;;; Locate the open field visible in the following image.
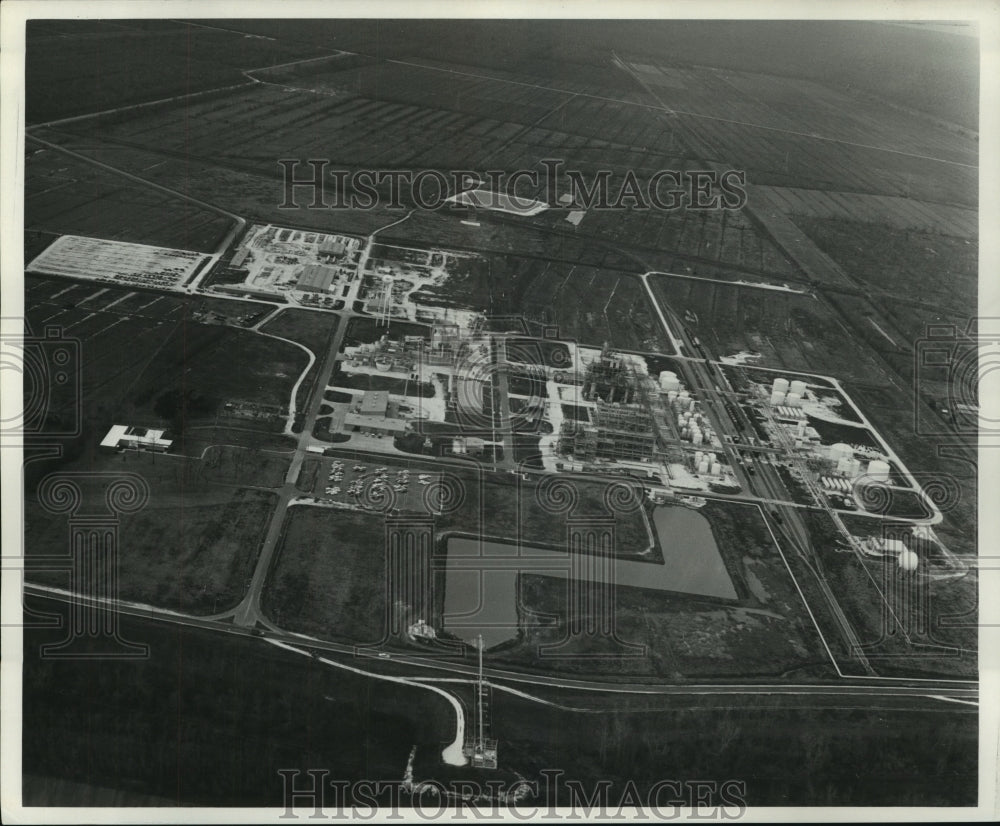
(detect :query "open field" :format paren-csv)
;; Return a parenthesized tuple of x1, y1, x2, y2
(801, 510, 976, 679)
(25, 147, 233, 253)
(261, 507, 388, 643)
(24, 601, 976, 806)
(650, 273, 888, 381)
(24, 275, 303, 448)
(259, 307, 339, 412)
(24, 450, 278, 614)
(23, 607, 452, 805)
(490, 258, 669, 351)
(484, 498, 826, 677)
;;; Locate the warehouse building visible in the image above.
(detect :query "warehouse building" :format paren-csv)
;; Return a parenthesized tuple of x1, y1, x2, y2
(296, 263, 339, 292)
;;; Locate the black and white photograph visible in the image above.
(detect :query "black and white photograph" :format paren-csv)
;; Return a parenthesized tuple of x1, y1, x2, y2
(1, 1, 996, 822)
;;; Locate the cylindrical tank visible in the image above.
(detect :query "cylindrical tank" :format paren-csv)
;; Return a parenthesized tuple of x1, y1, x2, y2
(829, 442, 852, 461)
(772, 377, 789, 394)
(897, 549, 919, 572)
(770, 390, 786, 406)
(711, 462, 721, 476)
(694, 451, 704, 465)
(692, 429, 704, 445)
(697, 460, 709, 474)
(659, 371, 680, 392)
(785, 392, 802, 407)
(867, 459, 891, 481)
(789, 380, 807, 396)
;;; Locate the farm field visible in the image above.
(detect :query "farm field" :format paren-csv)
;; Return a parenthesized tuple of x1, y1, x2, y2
(26, 19, 335, 124)
(758, 187, 977, 237)
(792, 218, 978, 318)
(25, 146, 234, 253)
(23, 450, 277, 615)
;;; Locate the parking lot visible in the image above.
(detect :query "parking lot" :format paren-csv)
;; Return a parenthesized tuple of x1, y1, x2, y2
(306, 455, 444, 514)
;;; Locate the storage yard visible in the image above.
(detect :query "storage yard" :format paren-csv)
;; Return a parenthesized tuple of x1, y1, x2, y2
(27, 235, 211, 291)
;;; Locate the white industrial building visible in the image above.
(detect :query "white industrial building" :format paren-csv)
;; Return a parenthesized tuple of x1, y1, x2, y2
(100, 424, 173, 453)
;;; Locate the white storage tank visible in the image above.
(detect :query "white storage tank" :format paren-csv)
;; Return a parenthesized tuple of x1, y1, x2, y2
(789, 379, 807, 396)
(697, 460, 709, 474)
(785, 392, 802, 407)
(692, 429, 704, 445)
(897, 549, 919, 572)
(659, 371, 680, 392)
(711, 462, 722, 476)
(694, 450, 704, 465)
(829, 442, 853, 461)
(770, 390, 786, 406)
(867, 459, 891, 481)
(772, 377, 789, 394)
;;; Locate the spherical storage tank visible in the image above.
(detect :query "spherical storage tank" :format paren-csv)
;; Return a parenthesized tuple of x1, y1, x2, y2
(897, 549, 919, 572)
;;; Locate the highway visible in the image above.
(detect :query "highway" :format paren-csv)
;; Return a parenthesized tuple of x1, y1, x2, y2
(227, 308, 354, 628)
(23, 585, 977, 710)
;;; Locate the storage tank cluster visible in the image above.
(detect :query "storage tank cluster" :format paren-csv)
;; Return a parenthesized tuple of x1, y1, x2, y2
(770, 377, 808, 407)
(678, 409, 714, 446)
(693, 451, 724, 477)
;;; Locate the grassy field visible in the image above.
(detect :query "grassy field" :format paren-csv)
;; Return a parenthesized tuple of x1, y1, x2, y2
(261, 507, 387, 644)
(649, 274, 889, 382)
(24, 450, 277, 614)
(259, 308, 339, 412)
(24, 276, 293, 441)
(487, 257, 669, 352)
(490, 498, 827, 678)
(22, 605, 452, 805)
(800, 508, 976, 678)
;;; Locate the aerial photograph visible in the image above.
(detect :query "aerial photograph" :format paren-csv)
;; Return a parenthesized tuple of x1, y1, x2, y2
(2, 7, 991, 822)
